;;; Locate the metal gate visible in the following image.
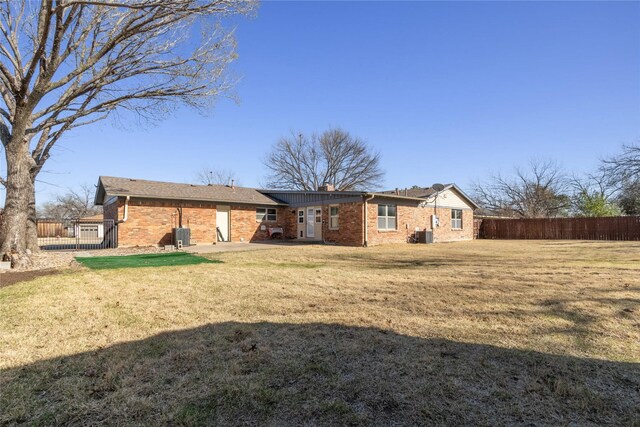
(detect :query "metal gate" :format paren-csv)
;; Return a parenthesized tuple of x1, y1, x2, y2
(37, 219, 118, 250)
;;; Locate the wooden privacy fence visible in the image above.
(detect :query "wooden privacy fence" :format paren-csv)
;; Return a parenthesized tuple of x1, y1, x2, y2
(479, 216, 640, 241)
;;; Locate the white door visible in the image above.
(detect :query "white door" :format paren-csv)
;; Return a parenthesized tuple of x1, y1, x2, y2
(307, 207, 315, 238)
(216, 205, 230, 242)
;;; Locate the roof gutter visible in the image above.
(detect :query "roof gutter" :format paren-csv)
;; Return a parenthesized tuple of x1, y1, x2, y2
(363, 193, 375, 247)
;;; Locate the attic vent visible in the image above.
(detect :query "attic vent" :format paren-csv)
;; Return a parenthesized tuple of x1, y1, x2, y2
(129, 179, 136, 181)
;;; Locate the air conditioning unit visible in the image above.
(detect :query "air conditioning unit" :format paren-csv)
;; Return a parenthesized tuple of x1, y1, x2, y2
(415, 230, 434, 244)
(173, 227, 191, 247)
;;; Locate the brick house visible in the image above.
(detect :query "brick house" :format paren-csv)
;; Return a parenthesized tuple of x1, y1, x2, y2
(95, 176, 478, 247)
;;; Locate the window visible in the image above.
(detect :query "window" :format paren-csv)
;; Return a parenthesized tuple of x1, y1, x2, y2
(451, 209, 462, 229)
(298, 210, 304, 223)
(315, 209, 322, 223)
(256, 207, 277, 222)
(329, 206, 339, 229)
(377, 204, 397, 230)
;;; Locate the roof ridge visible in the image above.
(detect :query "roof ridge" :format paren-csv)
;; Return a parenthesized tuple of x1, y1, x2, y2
(100, 176, 245, 190)
(96, 176, 284, 206)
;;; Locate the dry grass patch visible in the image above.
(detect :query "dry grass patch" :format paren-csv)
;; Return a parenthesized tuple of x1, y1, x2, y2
(0, 240, 638, 425)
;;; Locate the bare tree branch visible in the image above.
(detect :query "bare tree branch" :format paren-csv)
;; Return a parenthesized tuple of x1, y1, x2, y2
(38, 183, 101, 219)
(473, 159, 570, 218)
(0, 0, 256, 258)
(569, 170, 621, 217)
(264, 128, 385, 191)
(194, 167, 239, 186)
(601, 143, 640, 186)
(601, 143, 640, 215)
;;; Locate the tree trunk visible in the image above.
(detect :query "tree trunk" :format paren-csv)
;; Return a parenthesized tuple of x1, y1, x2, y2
(26, 188, 40, 252)
(0, 138, 36, 268)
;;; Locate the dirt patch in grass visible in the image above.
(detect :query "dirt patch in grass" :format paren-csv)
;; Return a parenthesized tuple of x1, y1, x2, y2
(0, 240, 638, 425)
(75, 252, 220, 270)
(0, 269, 60, 289)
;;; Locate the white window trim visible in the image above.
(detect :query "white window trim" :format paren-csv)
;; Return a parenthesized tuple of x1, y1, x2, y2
(451, 209, 463, 230)
(329, 205, 339, 230)
(377, 204, 397, 231)
(256, 207, 277, 222)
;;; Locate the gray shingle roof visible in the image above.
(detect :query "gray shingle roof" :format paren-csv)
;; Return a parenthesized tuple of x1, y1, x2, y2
(378, 186, 451, 198)
(95, 176, 283, 206)
(379, 184, 479, 209)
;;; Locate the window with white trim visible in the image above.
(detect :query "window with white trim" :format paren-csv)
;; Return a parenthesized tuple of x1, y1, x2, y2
(256, 207, 277, 222)
(377, 204, 397, 230)
(451, 209, 462, 229)
(329, 206, 339, 229)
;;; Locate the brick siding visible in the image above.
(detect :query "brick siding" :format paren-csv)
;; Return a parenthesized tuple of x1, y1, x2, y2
(432, 206, 474, 242)
(105, 197, 291, 246)
(364, 198, 474, 245)
(103, 196, 473, 247)
(282, 207, 298, 240)
(106, 198, 216, 247)
(229, 205, 289, 242)
(322, 202, 364, 246)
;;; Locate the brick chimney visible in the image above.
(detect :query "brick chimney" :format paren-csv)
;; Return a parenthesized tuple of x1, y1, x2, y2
(317, 183, 335, 192)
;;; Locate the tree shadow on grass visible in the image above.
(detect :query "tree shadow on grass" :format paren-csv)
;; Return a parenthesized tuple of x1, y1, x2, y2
(1, 322, 638, 426)
(477, 290, 639, 356)
(329, 254, 463, 270)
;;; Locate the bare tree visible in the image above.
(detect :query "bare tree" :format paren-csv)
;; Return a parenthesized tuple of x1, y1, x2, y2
(601, 143, 640, 184)
(617, 180, 640, 215)
(601, 143, 640, 215)
(39, 183, 101, 220)
(569, 171, 621, 217)
(0, 0, 255, 266)
(264, 128, 384, 191)
(194, 167, 239, 186)
(473, 159, 570, 218)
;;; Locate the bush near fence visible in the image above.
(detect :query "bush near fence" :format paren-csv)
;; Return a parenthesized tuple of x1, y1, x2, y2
(478, 216, 640, 241)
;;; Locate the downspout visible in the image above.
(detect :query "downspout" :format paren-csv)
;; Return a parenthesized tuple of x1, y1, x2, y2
(363, 193, 375, 247)
(116, 196, 130, 224)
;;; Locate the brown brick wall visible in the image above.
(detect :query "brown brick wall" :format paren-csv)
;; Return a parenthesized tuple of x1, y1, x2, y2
(322, 202, 364, 246)
(106, 196, 473, 247)
(229, 205, 289, 242)
(110, 198, 291, 246)
(432, 206, 474, 242)
(113, 198, 217, 247)
(282, 208, 298, 239)
(364, 198, 474, 245)
(365, 201, 424, 245)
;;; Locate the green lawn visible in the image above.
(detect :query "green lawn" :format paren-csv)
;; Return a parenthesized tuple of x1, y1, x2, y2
(75, 252, 219, 270)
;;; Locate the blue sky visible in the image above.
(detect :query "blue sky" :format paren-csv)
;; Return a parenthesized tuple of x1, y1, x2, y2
(8, 1, 640, 205)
